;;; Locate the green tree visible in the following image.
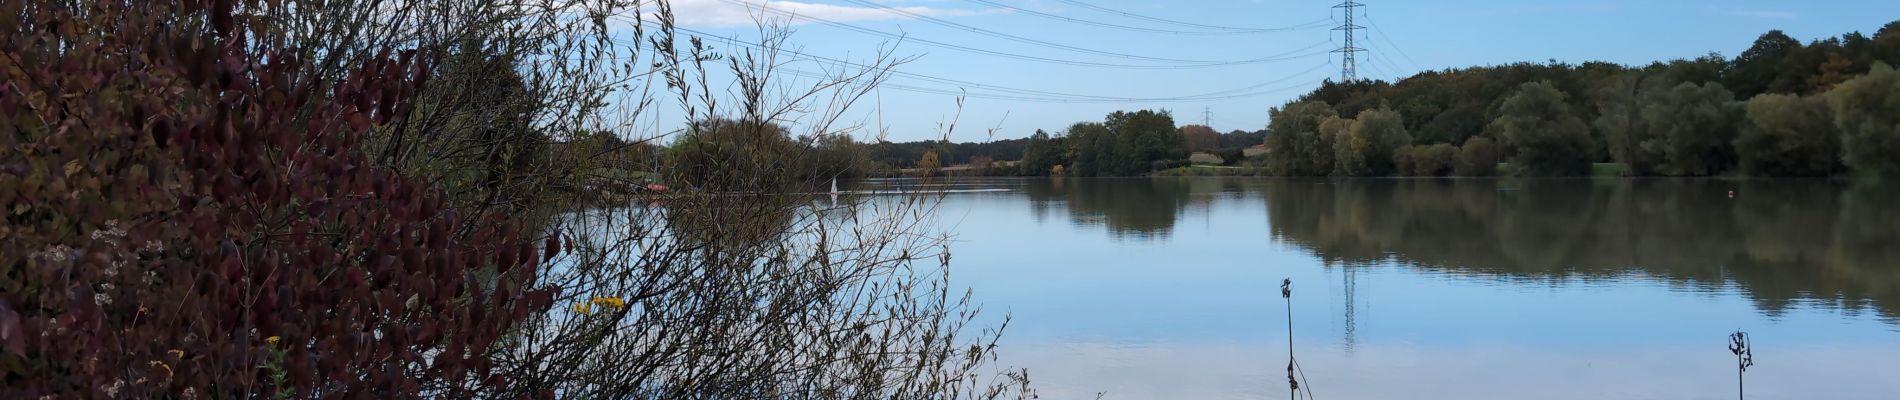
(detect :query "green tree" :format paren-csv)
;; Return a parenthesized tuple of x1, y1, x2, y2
(1829, 62, 1900, 177)
(1491, 81, 1595, 176)
(1727, 30, 1803, 97)
(1877, 21, 1900, 66)
(807, 133, 873, 179)
(1418, 104, 1485, 145)
(1067, 122, 1115, 176)
(1595, 72, 1674, 175)
(1266, 101, 1341, 176)
(1737, 94, 1840, 176)
(1334, 107, 1411, 176)
(1020, 129, 1068, 176)
(667, 119, 799, 191)
(1455, 137, 1502, 176)
(1644, 82, 1741, 176)
(1105, 110, 1185, 175)
(1317, 116, 1353, 175)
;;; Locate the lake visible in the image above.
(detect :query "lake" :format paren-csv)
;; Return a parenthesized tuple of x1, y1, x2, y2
(856, 177, 1900, 399)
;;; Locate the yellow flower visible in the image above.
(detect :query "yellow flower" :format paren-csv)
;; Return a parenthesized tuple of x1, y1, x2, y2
(589, 296, 627, 311)
(265, 336, 281, 345)
(573, 302, 592, 315)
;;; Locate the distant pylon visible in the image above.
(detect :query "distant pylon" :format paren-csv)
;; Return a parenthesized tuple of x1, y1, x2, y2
(1202, 107, 1212, 126)
(1332, 1, 1366, 81)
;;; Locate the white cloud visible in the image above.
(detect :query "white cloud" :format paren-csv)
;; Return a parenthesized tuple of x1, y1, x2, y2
(1733, 9, 1797, 19)
(668, 0, 993, 27)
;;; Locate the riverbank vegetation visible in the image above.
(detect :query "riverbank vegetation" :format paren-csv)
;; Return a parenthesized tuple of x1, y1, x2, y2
(873, 21, 1900, 178)
(2, 0, 1030, 398)
(1265, 22, 1900, 178)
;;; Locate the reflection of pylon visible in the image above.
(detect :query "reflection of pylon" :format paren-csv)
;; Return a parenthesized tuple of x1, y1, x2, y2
(1343, 263, 1358, 352)
(1332, 1, 1366, 81)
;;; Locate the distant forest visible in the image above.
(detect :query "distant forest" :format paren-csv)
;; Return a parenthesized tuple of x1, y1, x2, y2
(869, 128, 1264, 169)
(877, 20, 1900, 178)
(1263, 20, 1900, 177)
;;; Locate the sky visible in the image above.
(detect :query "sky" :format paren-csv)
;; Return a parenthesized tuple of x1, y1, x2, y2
(633, 0, 1900, 143)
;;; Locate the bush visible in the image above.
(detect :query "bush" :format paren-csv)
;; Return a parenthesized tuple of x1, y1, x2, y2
(1456, 137, 1503, 176)
(1, 2, 554, 397)
(1393, 146, 1418, 176)
(1215, 148, 1246, 165)
(1421, 144, 1459, 176)
(1737, 94, 1841, 176)
(1491, 81, 1596, 176)
(1394, 145, 1457, 176)
(1830, 62, 1900, 177)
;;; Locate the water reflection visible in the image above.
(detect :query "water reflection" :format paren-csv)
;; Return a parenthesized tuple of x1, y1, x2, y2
(1023, 178, 1255, 240)
(854, 177, 1900, 399)
(1261, 179, 1900, 322)
(959, 178, 1900, 322)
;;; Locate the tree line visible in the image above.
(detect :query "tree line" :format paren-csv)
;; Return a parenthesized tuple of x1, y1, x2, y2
(1270, 21, 1900, 177)
(664, 21, 1900, 179)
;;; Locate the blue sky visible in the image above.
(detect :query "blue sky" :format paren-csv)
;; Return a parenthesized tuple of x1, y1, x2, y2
(649, 0, 1900, 142)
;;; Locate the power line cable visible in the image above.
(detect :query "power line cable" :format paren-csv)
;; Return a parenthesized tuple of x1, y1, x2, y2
(1364, 17, 1426, 73)
(957, 0, 1328, 35)
(624, 10, 1326, 70)
(825, 0, 1250, 64)
(661, 19, 1330, 79)
(864, 76, 1327, 103)
(663, 26, 1332, 103)
(1051, 0, 1326, 33)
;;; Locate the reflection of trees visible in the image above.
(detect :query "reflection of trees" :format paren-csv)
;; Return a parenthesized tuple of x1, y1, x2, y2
(1265, 179, 1900, 320)
(1023, 178, 1225, 239)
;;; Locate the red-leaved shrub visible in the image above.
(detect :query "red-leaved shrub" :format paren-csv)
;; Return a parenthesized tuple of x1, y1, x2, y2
(2, 1, 556, 397)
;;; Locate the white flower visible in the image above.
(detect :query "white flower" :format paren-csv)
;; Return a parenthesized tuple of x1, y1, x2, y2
(90, 220, 128, 242)
(34, 244, 73, 262)
(102, 379, 126, 398)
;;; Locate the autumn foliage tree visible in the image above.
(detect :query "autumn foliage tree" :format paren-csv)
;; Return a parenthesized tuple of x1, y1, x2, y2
(2, 1, 555, 398)
(1181, 124, 1220, 152)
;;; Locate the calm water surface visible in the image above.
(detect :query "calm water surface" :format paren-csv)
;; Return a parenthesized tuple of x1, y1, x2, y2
(858, 177, 1899, 400)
